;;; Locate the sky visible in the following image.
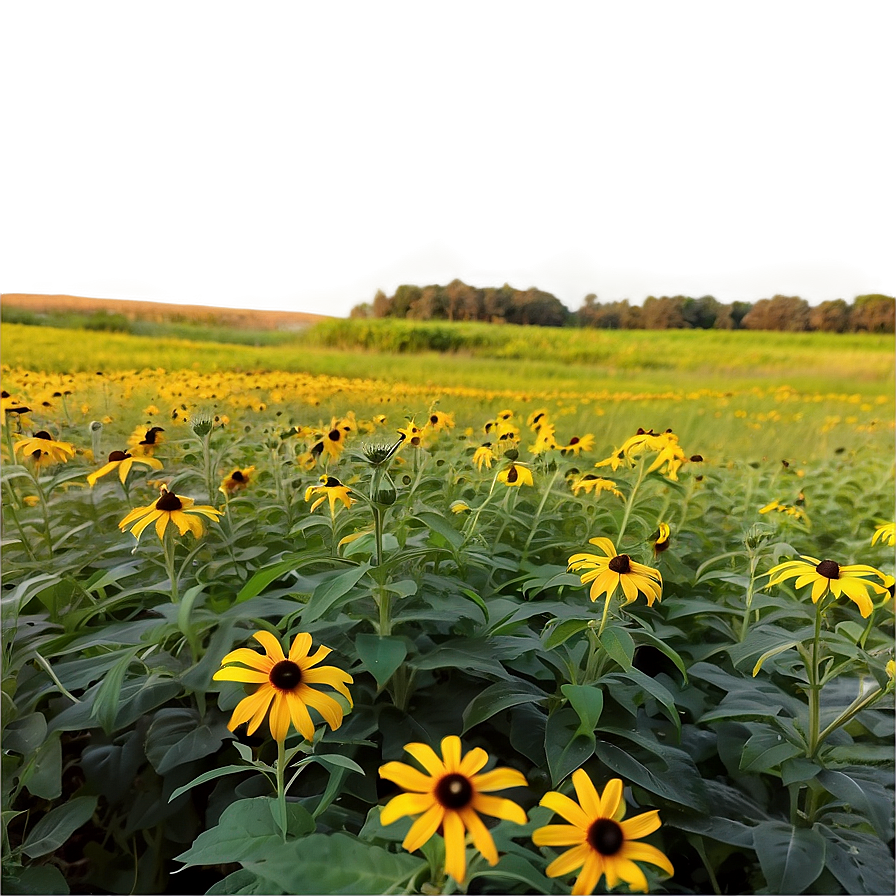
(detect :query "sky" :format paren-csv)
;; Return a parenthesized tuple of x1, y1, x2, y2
(2, 1, 895, 318)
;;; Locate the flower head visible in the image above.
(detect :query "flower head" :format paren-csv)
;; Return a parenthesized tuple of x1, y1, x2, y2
(472, 443, 497, 471)
(119, 486, 223, 541)
(220, 466, 255, 495)
(87, 450, 163, 486)
(569, 474, 623, 499)
(14, 431, 76, 468)
(766, 554, 888, 618)
(305, 475, 354, 514)
(426, 410, 455, 433)
(497, 461, 533, 488)
(651, 523, 672, 555)
(568, 537, 663, 606)
(128, 425, 165, 456)
(560, 434, 595, 457)
(214, 631, 353, 742)
(871, 522, 895, 547)
(379, 735, 527, 884)
(534, 770, 673, 895)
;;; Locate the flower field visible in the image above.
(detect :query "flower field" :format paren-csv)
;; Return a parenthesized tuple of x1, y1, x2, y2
(1, 323, 894, 895)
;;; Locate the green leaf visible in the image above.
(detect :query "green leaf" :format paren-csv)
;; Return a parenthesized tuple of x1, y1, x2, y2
(414, 511, 463, 549)
(545, 708, 594, 787)
(168, 765, 255, 803)
(242, 832, 425, 894)
(175, 798, 315, 866)
(631, 627, 688, 682)
(18, 732, 62, 800)
(818, 823, 895, 895)
(467, 852, 553, 893)
(739, 729, 803, 774)
(145, 707, 231, 775)
(462, 680, 547, 733)
(459, 588, 489, 622)
(752, 820, 825, 895)
(561, 684, 603, 737)
(4, 713, 48, 755)
(89, 646, 140, 733)
(22, 795, 98, 858)
(235, 554, 305, 604)
(305, 754, 365, 776)
(599, 625, 635, 671)
(817, 768, 894, 839)
(354, 634, 407, 689)
(205, 869, 283, 895)
(604, 669, 682, 738)
(543, 618, 591, 650)
(302, 562, 370, 624)
(3, 864, 70, 895)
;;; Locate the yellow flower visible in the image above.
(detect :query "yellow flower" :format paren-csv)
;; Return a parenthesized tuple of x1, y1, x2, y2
(450, 500, 471, 514)
(568, 537, 663, 606)
(766, 555, 888, 618)
(570, 475, 623, 499)
(534, 770, 673, 895)
(652, 523, 671, 555)
(119, 486, 223, 541)
(304, 475, 354, 514)
(379, 735, 527, 884)
(128, 425, 165, 456)
(871, 522, 895, 547)
(497, 461, 534, 488)
(472, 443, 497, 471)
(529, 422, 558, 454)
(426, 410, 455, 432)
(213, 631, 353, 743)
(398, 420, 425, 449)
(87, 450, 163, 486)
(220, 466, 255, 495)
(15, 431, 76, 468)
(560, 434, 595, 457)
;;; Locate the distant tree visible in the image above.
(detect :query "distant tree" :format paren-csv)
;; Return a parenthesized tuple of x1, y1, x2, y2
(741, 295, 810, 331)
(687, 295, 723, 329)
(390, 285, 422, 318)
(642, 296, 688, 329)
(577, 293, 600, 327)
(850, 294, 895, 332)
(372, 289, 391, 318)
(809, 299, 851, 332)
(482, 284, 515, 322)
(730, 301, 753, 329)
(444, 279, 481, 321)
(411, 285, 448, 320)
(350, 302, 373, 319)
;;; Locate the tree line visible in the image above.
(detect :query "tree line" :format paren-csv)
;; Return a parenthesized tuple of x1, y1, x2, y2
(350, 280, 895, 332)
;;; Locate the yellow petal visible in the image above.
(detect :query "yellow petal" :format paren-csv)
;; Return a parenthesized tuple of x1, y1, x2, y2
(442, 810, 467, 884)
(227, 686, 274, 733)
(212, 667, 269, 684)
(380, 791, 435, 826)
(458, 747, 489, 778)
(620, 809, 661, 840)
(471, 767, 528, 792)
(459, 806, 498, 865)
(253, 631, 286, 662)
(379, 760, 434, 793)
(404, 742, 446, 777)
(533, 824, 585, 847)
(218, 647, 271, 671)
(471, 793, 527, 824)
(621, 840, 675, 876)
(402, 802, 444, 853)
(572, 852, 603, 896)
(288, 632, 313, 662)
(572, 769, 601, 817)
(130, 509, 164, 540)
(285, 691, 316, 741)
(597, 778, 623, 818)
(299, 687, 344, 731)
(440, 736, 462, 772)
(268, 693, 292, 742)
(611, 857, 648, 893)
(545, 842, 590, 878)
(540, 791, 590, 829)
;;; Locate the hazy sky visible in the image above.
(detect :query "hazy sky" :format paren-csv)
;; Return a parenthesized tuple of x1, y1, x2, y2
(3, 2, 894, 317)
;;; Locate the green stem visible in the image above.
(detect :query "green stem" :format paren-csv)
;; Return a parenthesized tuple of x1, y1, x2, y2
(162, 528, 180, 603)
(816, 681, 886, 747)
(806, 598, 824, 759)
(520, 466, 561, 561)
(2, 485, 38, 563)
(275, 739, 288, 841)
(738, 554, 760, 642)
(617, 459, 647, 544)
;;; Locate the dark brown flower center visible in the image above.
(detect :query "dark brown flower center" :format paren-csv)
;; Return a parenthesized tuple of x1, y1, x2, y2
(155, 490, 183, 511)
(569, 436, 580, 445)
(328, 429, 341, 442)
(435, 773, 473, 810)
(34, 431, 52, 440)
(430, 414, 439, 424)
(609, 554, 631, 574)
(269, 660, 302, 690)
(816, 559, 840, 580)
(231, 470, 245, 482)
(506, 464, 519, 483)
(141, 427, 163, 445)
(109, 450, 130, 462)
(323, 476, 341, 488)
(587, 818, 624, 856)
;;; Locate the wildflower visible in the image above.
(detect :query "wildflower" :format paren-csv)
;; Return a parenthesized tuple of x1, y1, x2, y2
(526, 408, 549, 430)
(14, 431, 76, 467)
(534, 770, 673, 895)
(220, 466, 255, 495)
(214, 631, 353, 742)
(497, 461, 534, 488)
(560, 434, 595, 457)
(398, 420, 425, 449)
(871, 522, 895, 547)
(450, 500, 471, 514)
(119, 486, 223, 541)
(128, 425, 165, 456)
(652, 523, 671, 555)
(472, 443, 497, 471)
(759, 499, 809, 524)
(570, 474, 623, 499)
(766, 554, 889, 618)
(426, 410, 455, 432)
(568, 537, 663, 606)
(87, 450, 163, 486)
(305, 475, 354, 513)
(379, 735, 527, 885)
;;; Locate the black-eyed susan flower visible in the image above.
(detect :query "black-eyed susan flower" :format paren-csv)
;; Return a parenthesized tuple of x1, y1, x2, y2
(766, 555, 888, 618)
(426, 410, 455, 432)
(568, 537, 663, 606)
(534, 770, 673, 895)
(530, 422, 558, 454)
(379, 735, 527, 885)
(651, 523, 672, 555)
(560, 433, 595, 457)
(759, 498, 809, 524)
(305, 475, 354, 514)
(570, 474, 623, 499)
(87, 450, 163, 486)
(119, 486, 223, 541)
(526, 408, 549, 431)
(497, 461, 533, 488)
(871, 522, 895, 547)
(398, 420, 425, 449)
(128, 425, 165, 456)
(319, 415, 354, 461)
(472, 443, 497, 471)
(220, 466, 255, 495)
(214, 631, 353, 743)
(14, 431, 76, 467)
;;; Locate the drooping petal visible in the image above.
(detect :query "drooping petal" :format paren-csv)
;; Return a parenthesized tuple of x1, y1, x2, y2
(471, 767, 528, 792)
(532, 824, 585, 847)
(402, 802, 444, 854)
(620, 840, 675, 876)
(545, 842, 590, 878)
(227, 686, 274, 733)
(379, 760, 435, 793)
(834, 578, 874, 617)
(155, 512, 171, 540)
(619, 573, 639, 604)
(128, 509, 163, 539)
(300, 687, 345, 731)
(459, 806, 498, 865)
(611, 856, 649, 893)
(572, 851, 603, 896)
(301, 666, 353, 704)
(442, 810, 467, 883)
(540, 791, 591, 828)
(118, 503, 155, 528)
(87, 461, 118, 486)
(253, 631, 286, 662)
(404, 742, 447, 777)
(379, 791, 435, 825)
(472, 793, 527, 824)
(267, 692, 292, 742)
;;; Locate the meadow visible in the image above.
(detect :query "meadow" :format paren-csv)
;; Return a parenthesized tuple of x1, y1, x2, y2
(1, 320, 894, 895)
